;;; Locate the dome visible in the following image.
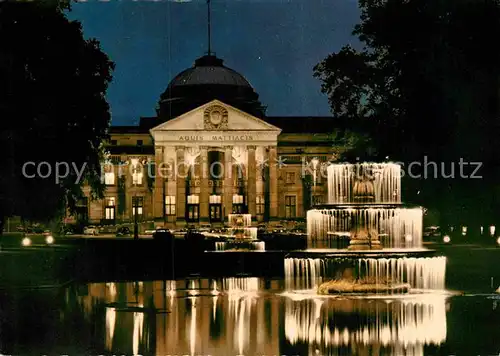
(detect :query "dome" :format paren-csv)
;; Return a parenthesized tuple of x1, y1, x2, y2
(168, 55, 253, 88)
(158, 55, 265, 121)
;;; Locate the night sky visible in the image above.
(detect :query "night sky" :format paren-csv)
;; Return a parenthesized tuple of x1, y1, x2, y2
(67, 0, 361, 126)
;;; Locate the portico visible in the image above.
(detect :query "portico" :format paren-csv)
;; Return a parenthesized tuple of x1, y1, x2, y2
(150, 99, 281, 227)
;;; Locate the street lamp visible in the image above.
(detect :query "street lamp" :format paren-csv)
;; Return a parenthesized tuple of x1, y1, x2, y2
(311, 157, 319, 208)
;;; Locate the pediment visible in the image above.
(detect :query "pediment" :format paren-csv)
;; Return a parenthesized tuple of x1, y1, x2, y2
(150, 100, 282, 133)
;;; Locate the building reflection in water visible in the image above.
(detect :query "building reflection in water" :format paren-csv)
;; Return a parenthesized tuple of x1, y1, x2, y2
(72, 278, 447, 356)
(75, 278, 282, 355)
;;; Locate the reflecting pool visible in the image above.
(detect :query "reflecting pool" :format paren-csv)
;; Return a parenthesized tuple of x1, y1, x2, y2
(1, 276, 499, 356)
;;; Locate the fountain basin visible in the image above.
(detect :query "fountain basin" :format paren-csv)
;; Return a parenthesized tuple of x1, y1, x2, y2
(318, 279, 411, 295)
(307, 206, 423, 248)
(286, 248, 437, 259)
(284, 253, 447, 291)
(215, 240, 265, 251)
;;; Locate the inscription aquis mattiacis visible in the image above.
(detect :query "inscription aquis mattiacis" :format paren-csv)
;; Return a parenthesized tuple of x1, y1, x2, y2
(178, 135, 254, 141)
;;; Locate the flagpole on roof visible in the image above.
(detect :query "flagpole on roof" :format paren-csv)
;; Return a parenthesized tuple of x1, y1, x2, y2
(207, 0, 212, 55)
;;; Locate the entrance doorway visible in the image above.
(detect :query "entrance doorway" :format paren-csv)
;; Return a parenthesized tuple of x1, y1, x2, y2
(209, 194, 222, 223)
(187, 205, 199, 222)
(210, 204, 222, 222)
(232, 194, 246, 214)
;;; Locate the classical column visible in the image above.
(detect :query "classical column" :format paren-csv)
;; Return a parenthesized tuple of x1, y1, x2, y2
(199, 146, 209, 223)
(154, 146, 164, 222)
(223, 146, 233, 220)
(247, 145, 257, 220)
(175, 146, 186, 226)
(268, 146, 278, 220)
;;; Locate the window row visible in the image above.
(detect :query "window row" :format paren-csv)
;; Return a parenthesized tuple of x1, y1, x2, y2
(104, 171, 143, 186)
(96, 194, 297, 219)
(162, 195, 267, 216)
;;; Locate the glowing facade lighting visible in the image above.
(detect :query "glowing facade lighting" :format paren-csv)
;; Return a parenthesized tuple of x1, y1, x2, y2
(45, 235, 54, 244)
(22, 237, 31, 246)
(443, 235, 451, 243)
(490, 225, 496, 236)
(462, 226, 467, 236)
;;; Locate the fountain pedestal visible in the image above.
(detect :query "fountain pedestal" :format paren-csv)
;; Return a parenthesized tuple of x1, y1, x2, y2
(348, 229, 382, 250)
(348, 174, 382, 250)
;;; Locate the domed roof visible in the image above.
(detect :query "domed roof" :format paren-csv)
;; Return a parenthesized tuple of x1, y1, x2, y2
(158, 54, 266, 121)
(168, 55, 253, 89)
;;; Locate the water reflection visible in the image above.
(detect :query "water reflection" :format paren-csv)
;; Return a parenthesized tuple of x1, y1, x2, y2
(68, 278, 448, 356)
(285, 295, 447, 356)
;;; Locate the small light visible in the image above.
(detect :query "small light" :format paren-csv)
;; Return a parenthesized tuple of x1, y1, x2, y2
(443, 235, 451, 243)
(22, 237, 31, 247)
(462, 226, 467, 236)
(491, 226, 496, 236)
(405, 234, 413, 242)
(46, 235, 54, 244)
(496, 237, 500, 246)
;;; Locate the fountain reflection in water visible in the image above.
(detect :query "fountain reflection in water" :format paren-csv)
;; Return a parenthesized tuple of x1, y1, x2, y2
(285, 295, 447, 356)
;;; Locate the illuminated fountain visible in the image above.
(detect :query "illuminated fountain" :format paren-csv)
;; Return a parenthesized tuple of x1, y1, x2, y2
(286, 162, 447, 294)
(214, 214, 264, 251)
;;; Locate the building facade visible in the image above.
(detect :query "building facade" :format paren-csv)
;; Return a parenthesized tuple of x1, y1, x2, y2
(78, 54, 354, 229)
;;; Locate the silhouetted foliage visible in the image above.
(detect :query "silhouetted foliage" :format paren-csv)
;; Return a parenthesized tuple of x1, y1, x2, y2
(315, 0, 500, 225)
(0, 1, 114, 227)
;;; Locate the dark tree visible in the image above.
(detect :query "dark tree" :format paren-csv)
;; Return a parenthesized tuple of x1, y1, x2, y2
(314, 0, 500, 225)
(0, 1, 114, 230)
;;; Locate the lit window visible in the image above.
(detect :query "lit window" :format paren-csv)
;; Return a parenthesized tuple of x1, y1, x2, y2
(187, 195, 199, 205)
(285, 195, 296, 218)
(165, 196, 176, 216)
(105, 197, 115, 220)
(209, 195, 221, 204)
(132, 196, 144, 216)
(233, 194, 244, 204)
(131, 159, 143, 185)
(285, 172, 295, 184)
(132, 171, 143, 185)
(105, 172, 115, 185)
(256, 195, 265, 215)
